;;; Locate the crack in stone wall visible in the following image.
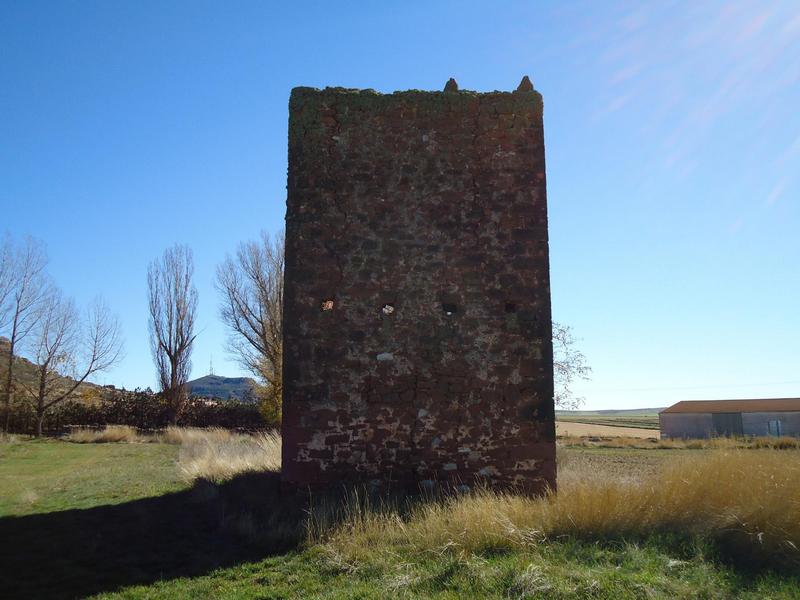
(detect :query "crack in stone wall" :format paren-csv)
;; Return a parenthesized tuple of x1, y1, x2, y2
(282, 83, 555, 493)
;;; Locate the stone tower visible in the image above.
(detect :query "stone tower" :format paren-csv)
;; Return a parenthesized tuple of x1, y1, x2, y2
(282, 78, 555, 493)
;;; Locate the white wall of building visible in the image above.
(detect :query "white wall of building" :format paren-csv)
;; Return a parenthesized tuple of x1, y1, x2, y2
(742, 412, 800, 436)
(661, 411, 800, 438)
(660, 413, 713, 438)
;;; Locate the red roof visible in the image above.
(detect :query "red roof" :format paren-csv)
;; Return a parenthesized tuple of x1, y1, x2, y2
(661, 398, 800, 414)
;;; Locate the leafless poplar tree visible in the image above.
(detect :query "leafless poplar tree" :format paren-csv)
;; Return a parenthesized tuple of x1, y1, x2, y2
(0, 234, 15, 330)
(1, 236, 50, 432)
(19, 292, 123, 436)
(147, 245, 198, 424)
(215, 231, 283, 421)
(552, 321, 592, 409)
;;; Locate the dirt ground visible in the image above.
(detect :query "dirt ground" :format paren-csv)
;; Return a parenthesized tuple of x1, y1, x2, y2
(556, 421, 658, 438)
(557, 446, 676, 480)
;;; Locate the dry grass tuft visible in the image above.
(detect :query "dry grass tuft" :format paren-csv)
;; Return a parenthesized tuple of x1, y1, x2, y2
(19, 489, 39, 506)
(749, 436, 800, 450)
(66, 425, 142, 443)
(320, 449, 800, 567)
(62, 425, 281, 483)
(159, 426, 237, 446)
(176, 429, 281, 483)
(0, 432, 22, 444)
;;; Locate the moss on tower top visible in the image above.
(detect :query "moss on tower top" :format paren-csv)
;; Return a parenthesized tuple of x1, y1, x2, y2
(288, 80, 543, 146)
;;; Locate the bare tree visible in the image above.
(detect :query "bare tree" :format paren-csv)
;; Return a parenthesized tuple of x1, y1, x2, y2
(148, 245, 198, 424)
(1, 237, 49, 432)
(552, 321, 591, 409)
(0, 234, 15, 330)
(215, 231, 283, 422)
(19, 292, 123, 436)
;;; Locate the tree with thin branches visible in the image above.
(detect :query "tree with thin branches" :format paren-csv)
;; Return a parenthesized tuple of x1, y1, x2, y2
(147, 245, 198, 424)
(215, 231, 283, 424)
(1, 236, 50, 432)
(20, 292, 123, 436)
(0, 234, 15, 330)
(552, 321, 592, 409)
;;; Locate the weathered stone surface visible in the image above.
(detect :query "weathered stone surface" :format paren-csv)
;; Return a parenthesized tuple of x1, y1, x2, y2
(516, 75, 534, 92)
(282, 82, 555, 494)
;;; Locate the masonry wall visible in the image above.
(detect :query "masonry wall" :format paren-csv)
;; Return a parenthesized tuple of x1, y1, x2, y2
(282, 84, 555, 493)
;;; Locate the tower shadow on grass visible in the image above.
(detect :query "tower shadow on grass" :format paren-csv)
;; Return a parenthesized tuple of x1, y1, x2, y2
(0, 472, 306, 599)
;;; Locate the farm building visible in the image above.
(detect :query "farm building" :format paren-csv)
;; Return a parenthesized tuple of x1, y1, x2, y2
(660, 398, 800, 438)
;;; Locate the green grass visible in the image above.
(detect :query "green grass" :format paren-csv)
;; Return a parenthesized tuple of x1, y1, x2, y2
(93, 543, 800, 599)
(0, 438, 185, 516)
(1, 438, 798, 599)
(557, 414, 661, 429)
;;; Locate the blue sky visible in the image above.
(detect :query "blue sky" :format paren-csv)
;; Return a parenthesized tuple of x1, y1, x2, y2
(2, 1, 798, 410)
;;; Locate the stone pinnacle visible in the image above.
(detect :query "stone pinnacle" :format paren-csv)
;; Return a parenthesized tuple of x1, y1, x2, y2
(443, 78, 459, 92)
(516, 75, 534, 92)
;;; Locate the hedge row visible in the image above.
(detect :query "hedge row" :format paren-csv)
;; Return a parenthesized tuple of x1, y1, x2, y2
(5, 390, 267, 435)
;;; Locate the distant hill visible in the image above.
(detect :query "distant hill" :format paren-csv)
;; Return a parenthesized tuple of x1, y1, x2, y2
(0, 337, 38, 383)
(556, 407, 665, 416)
(0, 336, 110, 404)
(2, 337, 259, 405)
(186, 375, 259, 403)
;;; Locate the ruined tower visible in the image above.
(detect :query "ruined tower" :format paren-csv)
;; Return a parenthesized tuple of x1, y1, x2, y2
(282, 77, 555, 493)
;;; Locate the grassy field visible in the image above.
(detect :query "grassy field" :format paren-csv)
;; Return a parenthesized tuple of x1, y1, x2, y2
(0, 437, 184, 516)
(557, 414, 661, 430)
(1, 432, 799, 599)
(555, 421, 657, 438)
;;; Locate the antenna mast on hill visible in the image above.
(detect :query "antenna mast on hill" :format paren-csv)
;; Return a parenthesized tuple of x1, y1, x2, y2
(209, 355, 215, 376)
